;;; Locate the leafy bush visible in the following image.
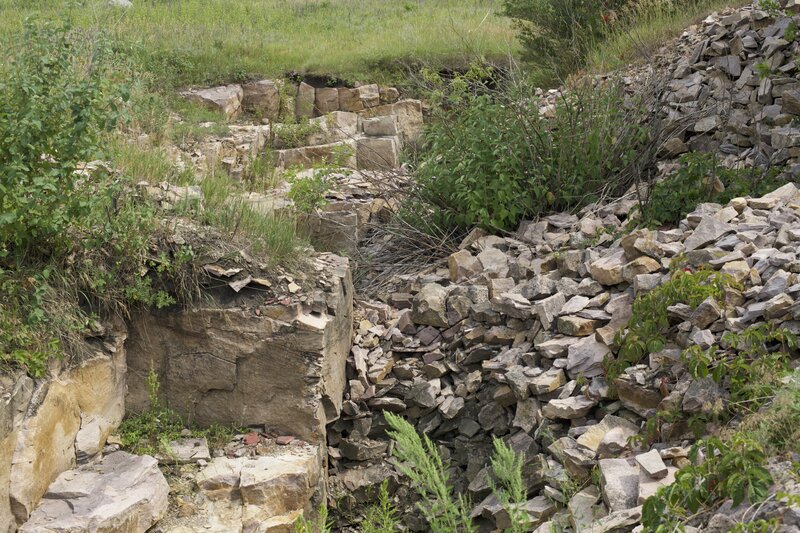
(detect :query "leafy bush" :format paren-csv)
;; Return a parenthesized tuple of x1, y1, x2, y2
(0, 20, 124, 254)
(640, 152, 784, 227)
(411, 69, 649, 232)
(642, 376, 800, 532)
(0, 21, 203, 377)
(361, 480, 399, 533)
(642, 434, 774, 532)
(608, 267, 733, 379)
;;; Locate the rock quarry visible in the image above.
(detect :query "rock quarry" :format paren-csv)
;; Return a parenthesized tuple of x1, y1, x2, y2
(3, 2, 800, 532)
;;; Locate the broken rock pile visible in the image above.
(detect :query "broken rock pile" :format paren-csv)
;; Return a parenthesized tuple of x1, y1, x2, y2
(328, 182, 800, 531)
(628, 2, 800, 169)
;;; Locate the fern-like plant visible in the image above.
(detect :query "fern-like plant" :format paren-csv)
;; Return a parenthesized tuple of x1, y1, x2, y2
(489, 437, 529, 533)
(384, 411, 476, 533)
(362, 480, 400, 533)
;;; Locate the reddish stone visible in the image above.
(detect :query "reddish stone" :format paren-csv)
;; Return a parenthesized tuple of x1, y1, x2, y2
(276, 436, 295, 445)
(243, 432, 261, 446)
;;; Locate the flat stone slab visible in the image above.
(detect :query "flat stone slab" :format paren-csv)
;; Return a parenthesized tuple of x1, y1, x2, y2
(20, 451, 169, 533)
(157, 437, 211, 464)
(635, 449, 668, 479)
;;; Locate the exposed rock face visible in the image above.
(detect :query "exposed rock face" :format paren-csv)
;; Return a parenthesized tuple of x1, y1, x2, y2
(1, 324, 127, 530)
(19, 452, 168, 533)
(242, 79, 282, 120)
(125, 254, 353, 444)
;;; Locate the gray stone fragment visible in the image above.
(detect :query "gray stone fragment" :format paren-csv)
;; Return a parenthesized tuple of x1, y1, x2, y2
(599, 458, 640, 512)
(20, 452, 169, 533)
(412, 283, 449, 328)
(635, 449, 668, 479)
(542, 396, 597, 420)
(682, 377, 724, 414)
(684, 217, 733, 251)
(534, 293, 566, 330)
(567, 337, 610, 379)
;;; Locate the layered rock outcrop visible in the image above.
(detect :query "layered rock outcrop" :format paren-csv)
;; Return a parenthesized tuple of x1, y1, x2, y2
(0, 323, 128, 530)
(126, 253, 353, 444)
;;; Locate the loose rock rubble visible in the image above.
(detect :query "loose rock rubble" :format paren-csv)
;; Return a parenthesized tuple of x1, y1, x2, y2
(328, 177, 800, 530)
(628, 1, 800, 170)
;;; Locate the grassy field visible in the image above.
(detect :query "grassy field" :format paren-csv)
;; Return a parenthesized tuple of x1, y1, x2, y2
(0, 0, 516, 87)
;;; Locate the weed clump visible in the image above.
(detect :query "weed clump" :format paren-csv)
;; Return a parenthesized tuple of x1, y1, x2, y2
(607, 266, 733, 380)
(383, 411, 532, 532)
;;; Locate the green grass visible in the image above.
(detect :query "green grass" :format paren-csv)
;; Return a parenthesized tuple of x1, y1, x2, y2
(586, 0, 750, 74)
(0, 0, 516, 87)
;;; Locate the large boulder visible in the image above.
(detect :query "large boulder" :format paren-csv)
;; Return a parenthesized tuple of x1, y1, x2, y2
(242, 79, 282, 121)
(356, 136, 401, 170)
(19, 452, 168, 533)
(295, 82, 316, 120)
(307, 111, 359, 146)
(359, 99, 424, 145)
(181, 85, 243, 119)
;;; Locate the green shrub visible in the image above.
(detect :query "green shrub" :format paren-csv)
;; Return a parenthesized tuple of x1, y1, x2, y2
(642, 434, 774, 532)
(683, 325, 797, 416)
(384, 411, 476, 533)
(642, 376, 800, 532)
(0, 21, 204, 377)
(0, 20, 125, 254)
(502, 0, 630, 81)
(411, 70, 649, 232)
(608, 267, 733, 379)
(640, 152, 784, 227)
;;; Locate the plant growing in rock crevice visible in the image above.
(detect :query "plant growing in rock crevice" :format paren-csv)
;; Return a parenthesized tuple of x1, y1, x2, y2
(607, 267, 733, 379)
(361, 480, 399, 533)
(683, 324, 797, 417)
(638, 152, 784, 228)
(384, 412, 531, 532)
(642, 376, 800, 532)
(384, 411, 476, 533)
